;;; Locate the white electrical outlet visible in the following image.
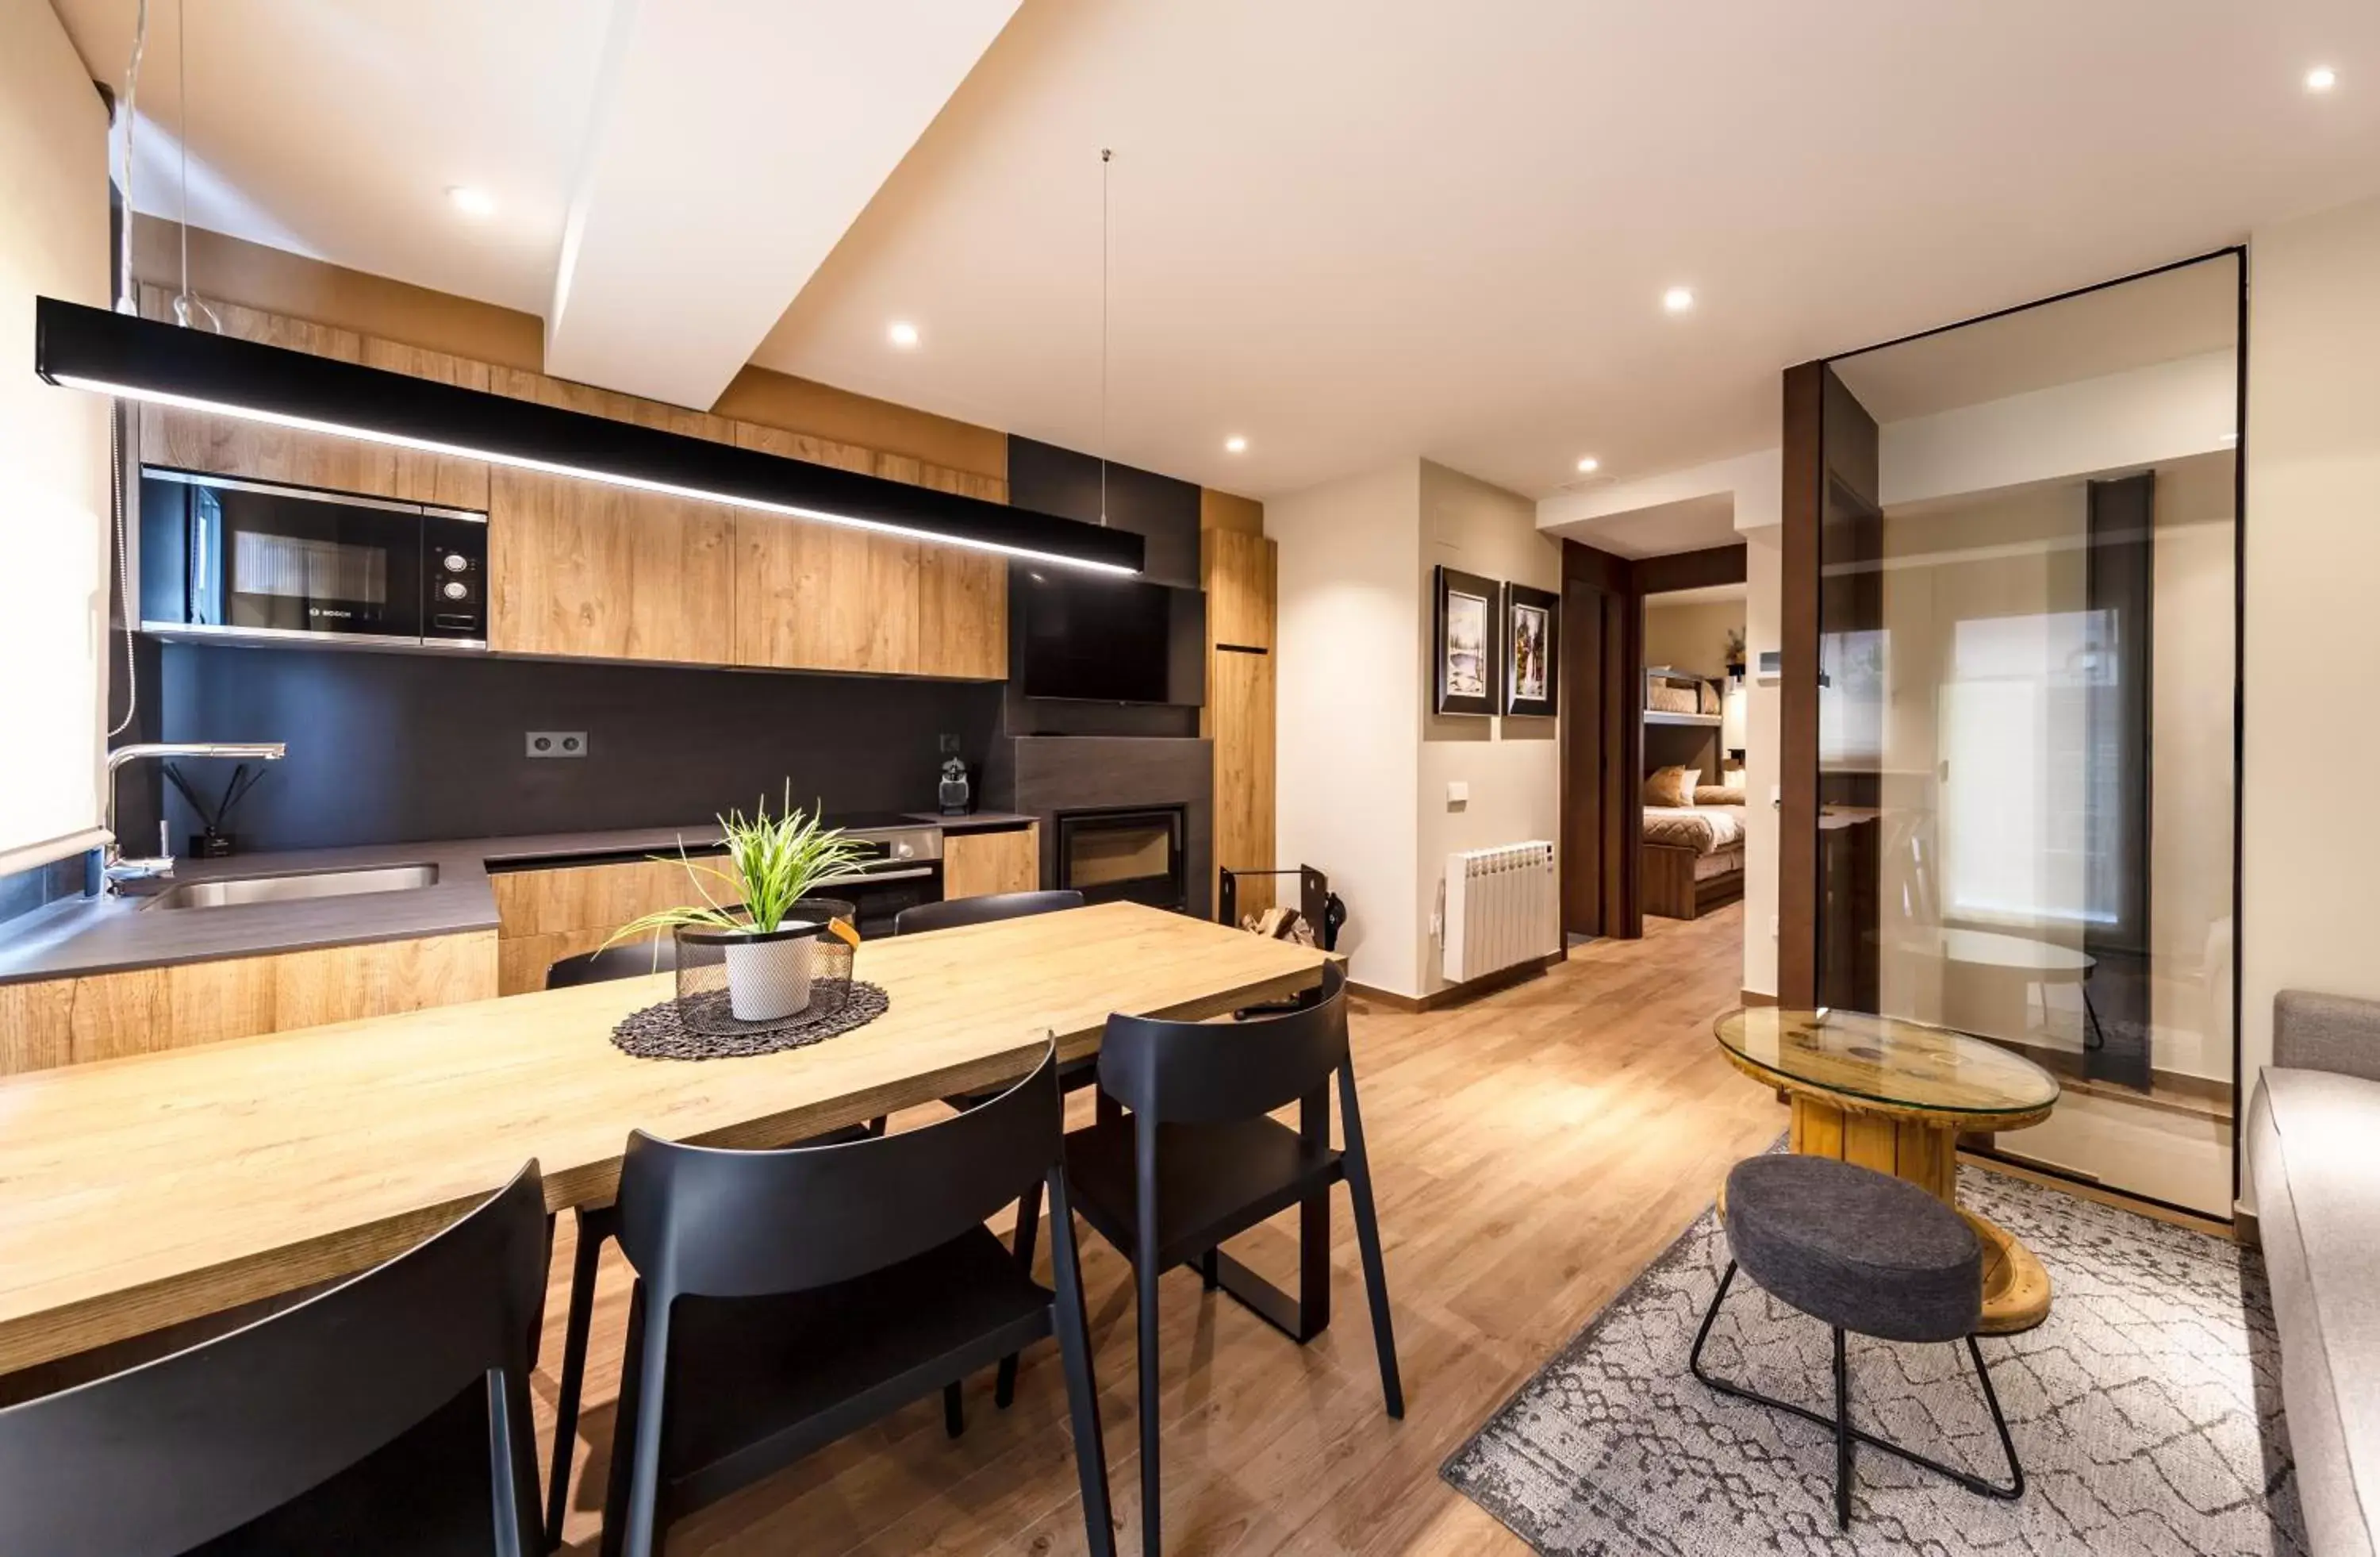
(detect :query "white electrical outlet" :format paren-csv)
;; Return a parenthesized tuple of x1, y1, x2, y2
(1446, 780, 1469, 806)
(525, 731, 588, 759)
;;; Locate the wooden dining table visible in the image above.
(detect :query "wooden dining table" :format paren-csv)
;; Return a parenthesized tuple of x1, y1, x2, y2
(0, 901, 1330, 1378)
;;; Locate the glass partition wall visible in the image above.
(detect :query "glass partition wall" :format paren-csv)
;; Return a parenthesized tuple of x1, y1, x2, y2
(1816, 253, 2242, 1217)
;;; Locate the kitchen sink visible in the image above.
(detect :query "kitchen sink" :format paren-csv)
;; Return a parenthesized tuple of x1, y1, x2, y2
(141, 864, 440, 910)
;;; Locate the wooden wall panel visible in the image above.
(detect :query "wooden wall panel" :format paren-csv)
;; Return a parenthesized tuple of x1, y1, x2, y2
(0, 933, 498, 1075)
(1200, 488, 1265, 537)
(943, 825, 1042, 900)
(1201, 525, 1277, 918)
(1203, 529, 1276, 652)
(1207, 649, 1276, 917)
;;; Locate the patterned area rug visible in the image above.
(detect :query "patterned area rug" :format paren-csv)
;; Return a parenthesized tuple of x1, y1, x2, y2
(1444, 1164, 2303, 1555)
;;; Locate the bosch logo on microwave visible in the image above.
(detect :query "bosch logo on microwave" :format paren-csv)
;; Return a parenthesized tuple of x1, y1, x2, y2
(307, 607, 355, 620)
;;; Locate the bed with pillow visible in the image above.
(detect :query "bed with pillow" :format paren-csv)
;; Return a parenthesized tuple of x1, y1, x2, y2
(1641, 765, 1746, 920)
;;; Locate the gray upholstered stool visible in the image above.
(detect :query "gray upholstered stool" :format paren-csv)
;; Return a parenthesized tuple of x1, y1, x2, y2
(1691, 1155, 2024, 1528)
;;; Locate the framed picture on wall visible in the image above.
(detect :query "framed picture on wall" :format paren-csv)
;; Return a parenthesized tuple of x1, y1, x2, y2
(1434, 566, 1501, 717)
(1503, 582, 1560, 717)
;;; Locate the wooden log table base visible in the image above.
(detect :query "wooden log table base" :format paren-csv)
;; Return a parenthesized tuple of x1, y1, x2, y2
(1784, 1092, 2051, 1335)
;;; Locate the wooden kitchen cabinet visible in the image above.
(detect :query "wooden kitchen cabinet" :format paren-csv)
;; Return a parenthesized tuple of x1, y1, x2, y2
(487, 367, 737, 665)
(731, 425, 1008, 680)
(883, 455, 1008, 678)
(136, 290, 490, 509)
(125, 289, 1011, 681)
(0, 932, 498, 1077)
(489, 857, 699, 995)
(943, 825, 1041, 900)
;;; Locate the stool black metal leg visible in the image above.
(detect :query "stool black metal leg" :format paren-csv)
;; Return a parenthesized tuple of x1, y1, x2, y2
(1832, 1327, 1852, 1529)
(1967, 1334, 2026, 1500)
(1690, 1260, 2025, 1524)
(1686, 1259, 1740, 1386)
(943, 1381, 965, 1439)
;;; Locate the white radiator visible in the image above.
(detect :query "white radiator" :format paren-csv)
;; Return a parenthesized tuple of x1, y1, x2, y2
(1441, 841, 1559, 983)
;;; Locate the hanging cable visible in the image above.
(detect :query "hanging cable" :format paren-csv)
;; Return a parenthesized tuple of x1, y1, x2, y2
(115, 0, 148, 314)
(169, 0, 218, 330)
(1099, 147, 1111, 525)
(106, 1, 154, 740)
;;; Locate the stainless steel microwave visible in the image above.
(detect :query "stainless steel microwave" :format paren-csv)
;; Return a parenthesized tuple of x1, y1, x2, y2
(139, 469, 488, 650)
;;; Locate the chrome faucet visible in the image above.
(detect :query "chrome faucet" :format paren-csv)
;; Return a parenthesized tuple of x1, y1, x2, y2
(103, 742, 287, 891)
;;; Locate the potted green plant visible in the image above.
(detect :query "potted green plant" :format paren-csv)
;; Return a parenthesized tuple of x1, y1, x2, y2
(608, 786, 872, 1023)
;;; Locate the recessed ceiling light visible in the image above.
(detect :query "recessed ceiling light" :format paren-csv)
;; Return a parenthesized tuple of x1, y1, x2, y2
(887, 321, 920, 348)
(2306, 64, 2338, 92)
(1662, 286, 1695, 314)
(1224, 435, 1248, 454)
(446, 186, 496, 218)
(1576, 456, 1600, 474)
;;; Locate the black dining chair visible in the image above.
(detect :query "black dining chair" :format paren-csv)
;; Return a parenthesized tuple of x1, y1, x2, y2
(597, 1046, 1113, 1557)
(896, 884, 1100, 1378)
(891, 887, 1084, 936)
(0, 1162, 549, 1557)
(1062, 961, 1401, 1556)
(538, 946, 879, 1547)
(545, 936, 678, 986)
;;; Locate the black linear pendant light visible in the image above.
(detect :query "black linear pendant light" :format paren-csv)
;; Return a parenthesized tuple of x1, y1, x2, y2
(34, 297, 1145, 575)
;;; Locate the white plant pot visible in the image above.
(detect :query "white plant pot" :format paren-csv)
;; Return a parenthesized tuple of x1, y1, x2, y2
(722, 931, 816, 1023)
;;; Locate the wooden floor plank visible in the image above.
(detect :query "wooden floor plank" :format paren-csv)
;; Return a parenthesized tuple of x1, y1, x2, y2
(539, 905, 1783, 1554)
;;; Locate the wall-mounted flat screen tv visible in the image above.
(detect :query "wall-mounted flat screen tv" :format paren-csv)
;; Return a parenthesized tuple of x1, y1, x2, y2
(1019, 571, 1206, 704)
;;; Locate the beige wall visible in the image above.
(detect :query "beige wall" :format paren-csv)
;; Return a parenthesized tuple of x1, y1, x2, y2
(1641, 598, 1741, 681)
(2243, 194, 2380, 1109)
(1, 0, 112, 874)
(1271, 458, 1560, 1000)
(1416, 461, 1560, 997)
(1271, 460, 1425, 995)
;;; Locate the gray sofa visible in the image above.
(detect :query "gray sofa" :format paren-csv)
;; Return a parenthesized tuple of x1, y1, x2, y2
(2248, 990, 2380, 1557)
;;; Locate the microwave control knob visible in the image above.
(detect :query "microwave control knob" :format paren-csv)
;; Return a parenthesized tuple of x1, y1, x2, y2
(892, 840, 913, 859)
(441, 553, 469, 572)
(441, 580, 469, 601)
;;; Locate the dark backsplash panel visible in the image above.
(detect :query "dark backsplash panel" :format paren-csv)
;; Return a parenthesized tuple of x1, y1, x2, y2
(140, 644, 1005, 852)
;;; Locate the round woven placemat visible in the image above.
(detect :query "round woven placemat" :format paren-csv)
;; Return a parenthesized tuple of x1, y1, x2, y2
(612, 981, 889, 1061)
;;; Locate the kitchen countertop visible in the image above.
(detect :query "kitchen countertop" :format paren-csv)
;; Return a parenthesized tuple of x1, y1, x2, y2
(0, 812, 1039, 986)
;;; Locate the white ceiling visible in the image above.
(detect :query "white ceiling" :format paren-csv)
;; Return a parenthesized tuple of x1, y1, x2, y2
(1832, 254, 2240, 424)
(542, 0, 1019, 408)
(49, 0, 2380, 504)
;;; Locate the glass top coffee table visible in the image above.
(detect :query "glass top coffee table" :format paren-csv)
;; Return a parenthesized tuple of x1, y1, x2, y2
(1714, 1007, 2061, 1333)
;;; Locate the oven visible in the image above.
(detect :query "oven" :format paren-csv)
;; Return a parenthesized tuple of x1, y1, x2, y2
(139, 468, 488, 650)
(828, 821, 946, 940)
